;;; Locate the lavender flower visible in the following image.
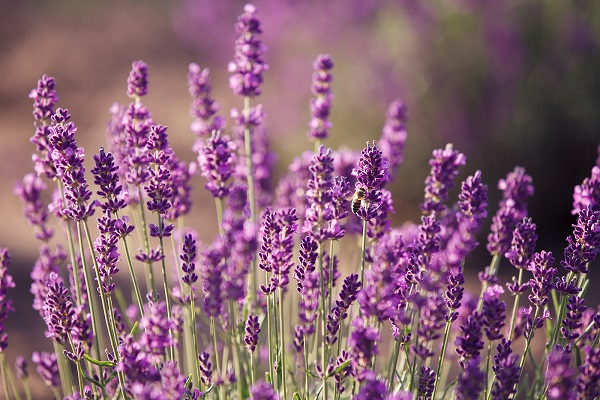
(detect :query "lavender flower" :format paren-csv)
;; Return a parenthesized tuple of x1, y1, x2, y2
(249, 380, 279, 400)
(15, 356, 28, 380)
(378, 99, 408, 182)
(348, 317, 380, 381)
(481, 285, 507, 341)
(91, 147, 127, 215)
(43, 272, 75, 345)
(445, 271, 465, 321)
(15, 173, 53, 241)
(294, 236, 319, 348)
(455, 357, 484, 400)
(421, 143, 466, 215)
(244, 314, 260, 353)
(30, 245, 64, 317)
(198, 130, 237, 199)
(187, 63, 226, 148)
(506, 217, 538, 269)
(308, 54, 334, 140)
(487, 167, 534, 256)
(352, 141, 390, 220)
(576, 346, 600, 399)
(0, 248, 14, 352)
(180, 233, 198, 286)
(417, 366, 435, 400)
(561, 205, 600, 274)
(491, 340, 519, 400)
(116, 334, 161, 395)
(229, 3, 268, 97)
(546, 345, 576, 400)
(326, 273, 361, 346)
(199, 351, 213, 387)
(127, 60, 148, 99)
(561, 295, 586, 342)
(303, 145, 334, 240)
(352, 371, 387, 400)
(140, 300, 176, 362)
(201, 239, 225, 317)
(527, 250, 556, 308)
(94, 215, 120, 295)
(413, 294, 447, 360)
(30, 74, 59, 179)
(572, 165, 600, 214)
(455, 314, 484, 368)
(122, 101, 153, 189)
(32, 351, 60, 388)
(160, 361, 187, 399)
(48, 108, 95, 221)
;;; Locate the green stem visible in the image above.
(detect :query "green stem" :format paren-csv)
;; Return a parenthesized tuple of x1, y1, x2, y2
(210, 317, 222, 400)
(1, 354, 11, 400)
(279, 288, 288, 400)
(243, 95, 258, 309)
(229, 301, 244, 400)
(515, 308, 539, 395)
(157, 216, 175, 361)
(317, 242, 328, 400)
(432, 313, 453, 399)
(137, 186, 156, 300)
(359, 219, 367, 284)
(508, 268, 525, 340)
(387, 337, 401, 392)
(119, 231, 145, 318)
(54, 341, 75, 396)
(215, 198, 225, 237)
(189, 290, 201, 387)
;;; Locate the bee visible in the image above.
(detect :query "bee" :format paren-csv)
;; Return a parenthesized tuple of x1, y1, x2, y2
(351, 186, 368, 215)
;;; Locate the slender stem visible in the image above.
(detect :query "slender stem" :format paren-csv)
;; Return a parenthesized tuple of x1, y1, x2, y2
(0, 354, 13, 400)
(279, 288, 288, 400)
(243, 95, 258, 309)
(210, 317, 222, 400)
(266, 291, 275, 390)
(190, 290, 201, 387)
(137, 186, 156, 300)
(317, 241, 328, 400)
(432, 314, 453, 399)
(508, 268, 524, 340)
(229, 301, 243, 400)
(328, 240, 335, 312)
(67, 334, 84, 394)
(515, 307, 539, 394)
(119, 231, 145, 318)
(387, 337, 401, 392)
(215, 198, 225, 237)
(157, 216, 175, 361)
(484, 342, 493, 400)
(359, 219, 367, 284)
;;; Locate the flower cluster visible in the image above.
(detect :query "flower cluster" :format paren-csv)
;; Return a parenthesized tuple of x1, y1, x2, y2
(6, 3, 600, 400)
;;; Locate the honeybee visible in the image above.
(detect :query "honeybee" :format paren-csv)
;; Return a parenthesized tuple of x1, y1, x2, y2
(351, 186, 368, 215)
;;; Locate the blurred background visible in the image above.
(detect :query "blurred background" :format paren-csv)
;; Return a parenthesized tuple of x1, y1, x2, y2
(1, 0, 600, 396)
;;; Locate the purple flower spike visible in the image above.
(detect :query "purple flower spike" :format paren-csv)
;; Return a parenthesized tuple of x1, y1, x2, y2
(199, 351, 213, 387)
(505, 217, 538, 269)
(30, 74, 59, 179)
(94, 215, 120, 295)
(417, 366, 435, 400)
(43, 272, 75, 345)
(244, 314, 260, 353)
(352, 141, 390, 220)
(487, 167, 534, 256)
(250, 380, 279, 400)
(32, 351, 59, 388)
(353, 371, 388, 400)
(572, 165, 600, 214)
(378, 99, 408, 182)
(421, 143, 466, 215)
(545, 345, 576, 400)
(187, 64, 226, 149)
(455, 314, 484, 368)
(201, 239, 224, 318)
(491, 340, 519, 400)
(561, 296, 586, 342)
(455, 357, 484, 400)
(140, 300, 176, 363)
(527, 251, 556, 308)
(561, 205, 600, 274)
(48, 109, 95, 221)
(198, 130, 237, 199)
(308, 54, 334, 140)
(576, 346, 600, 399)
(180, 233, 198, 286)
(127, 60, 148, 99)
(15, 356, 28, 380)
(229, 4, 268, 98)
(0, 249, 14, 352)
(348, 317, 380, 381)
(15, 173, 54, 241)
(481, 285, 507, 341)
